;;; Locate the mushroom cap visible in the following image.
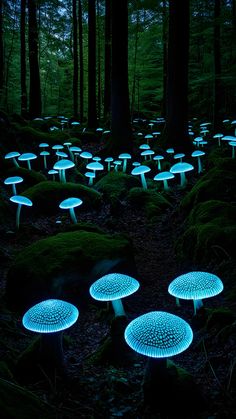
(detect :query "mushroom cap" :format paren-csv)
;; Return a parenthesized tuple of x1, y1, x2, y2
(53, 159, 75, 170)
(118, 153, 132, 160)
(166, 148, 175, 153)
(174, 153, 185, 159)
(56, 151, 68, 158)
(105, 157, 114, 163)
(59, 197, 83, 209)
(213, 133, 224, 139)
(139, 144, 150, 150)
(80, 151, 93, 159)
(69, 146, 82, 152)
(193, 137, 203, 143)
(221, 136, 236, 142)
(124, 311, 193, 358)
(131, 165, 151, 175)
(154, 171, 175, 181)
(170, 162, 194, 174)
(85, 171, 95, 178)
(4, 151, 20, 159)
(191, 150, 205, 157)
(4, 176, 23, 185)
(22, 299, 79, 333)
(144, 134, 153, 139)
(39, 143, 49, 148)
(86, 162, 104, 171)
(153, 155, 164, 161)
(48, 169, 58, 175)
(10, 195, 33, 206)
(52, 144, 64, 150)
(18, 153, 37, 161)
(89, 273, 140, 302)
(141, 150, 155, 156)
(71, 121, 80, 125)
(40, 151, 50, 156)
(168, 271, 223, 301)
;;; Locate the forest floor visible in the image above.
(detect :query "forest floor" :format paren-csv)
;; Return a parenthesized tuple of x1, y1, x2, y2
(0, 140, 236, 419)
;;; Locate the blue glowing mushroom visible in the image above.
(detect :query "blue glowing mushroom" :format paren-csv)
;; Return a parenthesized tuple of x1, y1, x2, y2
(118, 153, 132, 173)
(53, 159, 75, 183)
(170, 162, 194, 187)
(22, 299, 79, 368)
(168, 271, 224, 315)
(10, 195, 33, 229)
(18, 153, 37, 170)
(131, 165, 151, 189)
(4, 176, 23, 195)
(153, 171, 175, 191)
(89, 273, 140, 317)
(124, 311, 193, 371)
(59, 197, 83, 224)
(191, 150, 205, 174)
(4, 151, 21, 168)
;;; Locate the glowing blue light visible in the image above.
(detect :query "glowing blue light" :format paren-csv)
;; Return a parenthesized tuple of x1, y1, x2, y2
(22, 299, 79, 333)
(124, 311, 193, 358)
(168, 271, 223, 301)
(89, 273, 140, 301)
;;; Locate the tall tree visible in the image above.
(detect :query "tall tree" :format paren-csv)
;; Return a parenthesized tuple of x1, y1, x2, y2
(165, 0, 191, 152)
(20, 0, 27, 116)
(0, 0, 4, 107)
(87, 0, 97, 128)
(213, 0, 222, 130)
(28, 0, 41, 118)
(130, 1, 140, 121)
(72, 0, 78, 117)
(78, 0, 84, 122)
(103, 0, 111, 123)
(161, 0, 168, 118)
(110, 0, 132, 154)
(96, 0, 101, 122)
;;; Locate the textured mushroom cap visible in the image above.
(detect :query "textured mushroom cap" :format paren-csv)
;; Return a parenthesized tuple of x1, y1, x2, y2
(59, 197, 83, 209)
(18, 153, 37, 161)
(131, 165, 151, 175)
(22, 299, 79, 333)
(53, 159, 75, 170)
(5, 151, 20, 159)
(10, 195, 33, 206)
(124, 311, 193, 358)
(170, 162, 194, 174)
(4, 176, 23, 185)
(168, 271, 223, 301)
(191, 150, 205, 157)
(86, 162, 104, 171)
(89, 273, 140, 301)
(154, 171, 175, 181)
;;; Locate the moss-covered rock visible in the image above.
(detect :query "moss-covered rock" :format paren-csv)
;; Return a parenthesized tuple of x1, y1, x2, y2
(6, 167, 47, 189)
(15, 125, 71, 148)
(5, 229, 136, 312)
(180, 167, 236, 213)
(95, 171, 140, 200)
(21, 180, 102, 215)
(127, 187, 171, 219)
(0, 377, 54, 418)
(187, 200, 236, 226)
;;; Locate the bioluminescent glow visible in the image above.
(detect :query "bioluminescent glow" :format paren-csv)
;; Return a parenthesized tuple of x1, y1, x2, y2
(124, 311, 193, 358)
(22, 299, 79, 333)
(89, 273, 140, 301)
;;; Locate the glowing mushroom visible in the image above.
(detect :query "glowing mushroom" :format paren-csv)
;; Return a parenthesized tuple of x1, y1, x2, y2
(118, 153, 132, 173)
(168, 271, 224, 315)
(153, 171, 175, 191)
(53, 159, 75, 183)
(4, 176, 23, 195)
(59, 197, 83, 224)
(191, 150, 205, 174)
(131, 165, 151, 190)
(89, 273, 140, 317)
(4, 151, 20, 168)
(22, 299, 79, 369)
(170, 162, 194, 187)
(18, 153, 37, 170)
(10, 195, 33, 229)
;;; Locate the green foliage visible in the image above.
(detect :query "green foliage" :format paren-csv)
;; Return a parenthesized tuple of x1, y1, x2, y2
(95, 171, 140, 201)
(127, 187, 171, 219)
(6, 168, 47, 188)
(22, 180, 101, 215)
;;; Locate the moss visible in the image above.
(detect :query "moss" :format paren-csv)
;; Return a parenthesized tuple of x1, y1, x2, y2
(15, 125, 70, 148)
(6, 167, 47, 189)
(180, 167, 236, 213)
(22, 180, 102, 215)
(6, 230, 135, 312)
(176, 222, 236, 263)
(187, 200, 236, 226)
(95, 171, 140, 200)
(0, 377, 54, 418)
(127, 187, 171, 219)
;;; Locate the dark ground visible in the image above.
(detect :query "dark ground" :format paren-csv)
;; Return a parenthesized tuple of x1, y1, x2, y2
(0, 140, 236, 419)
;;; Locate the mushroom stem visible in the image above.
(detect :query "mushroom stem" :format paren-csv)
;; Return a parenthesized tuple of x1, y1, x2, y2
(13, 158, 20, 168)
(40, 332, 64, 368)
(180, 172, 187, 187)
(69, 208, 77, 224)
(193, 299, 203, 315)
(111, 299, 126, 317)
(89, 177, 94, 186)
(197, 157, 202, 174)
(140, 173, 148, 189)
(176, 297, 180, 307)
(12, 184, 17, 195)
(61, 170, 66, 183)
(123, 160, 127, 173)
(27, 161, 32, 170)
(43, 156, 47, 169)
(163, 179, 169, 191)
(16, 204, 22, 229)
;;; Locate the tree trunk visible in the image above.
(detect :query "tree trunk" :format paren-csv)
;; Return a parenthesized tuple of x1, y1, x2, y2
(97, 0, 101, 123)
(165, 0, 191, 152)
(0, 0, 4, 107)
(130, 2, 139, 121)
(110, 0, 132, 154)
(72, 0, 78, 118)
(103, 0, 111, 123)
(78, 0, 84, 122)
(161, 0, 167, 118)
(28, 0, 42, 118)
(87, 0, 97, 128)
(20, 0, 27, 116)
(213, 0, 222, 131)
